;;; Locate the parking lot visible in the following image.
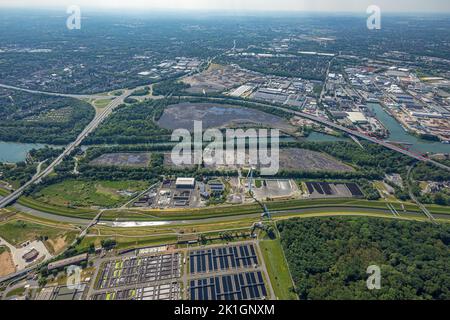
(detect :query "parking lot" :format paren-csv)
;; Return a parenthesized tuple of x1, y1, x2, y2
(96, 253, 181, 290)
(189, 244, 259, 275)
(189, 271, 267, 300)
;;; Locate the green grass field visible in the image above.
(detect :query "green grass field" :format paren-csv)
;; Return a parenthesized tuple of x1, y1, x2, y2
(33, 179, 149, 208)
(5, 287, 26, 298)
(0, 245, 8, 254)
(76, 234, 178, 252)
(0, 219, 74, 246)
(0, 188, 10, 196)
(260, 239, 298, 300)
(93, 98, 113, 109)
(18, 196, 97, 218)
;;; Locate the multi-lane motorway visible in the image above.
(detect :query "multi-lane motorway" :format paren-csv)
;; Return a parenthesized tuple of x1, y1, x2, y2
(0, 89, 131, 209)
(0, 83, 109, 100)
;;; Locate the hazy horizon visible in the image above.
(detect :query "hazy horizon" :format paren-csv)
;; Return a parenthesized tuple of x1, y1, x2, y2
(1, 0, 450, 13)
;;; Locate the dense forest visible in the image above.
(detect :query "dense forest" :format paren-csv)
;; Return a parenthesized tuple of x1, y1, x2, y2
(152, 80, 191, 96)
(83, 99, 171, 145)
(0, 89, 94, 144)
(278, 217, 450, 300)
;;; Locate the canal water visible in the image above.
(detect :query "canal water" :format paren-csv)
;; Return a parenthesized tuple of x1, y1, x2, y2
(368, 103, 450, 154)
(305, 131, 349, 143)
(1, 104, 448, 164)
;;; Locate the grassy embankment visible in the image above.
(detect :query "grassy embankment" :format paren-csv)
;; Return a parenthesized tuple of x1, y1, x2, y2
(260, 239, 298, 300)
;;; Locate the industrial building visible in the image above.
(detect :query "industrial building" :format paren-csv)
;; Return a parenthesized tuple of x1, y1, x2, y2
(22, 249, 39, 263)
(175, 178, 196, 189)
(346, 111, 368, 124)
(47, 253, 88, 271)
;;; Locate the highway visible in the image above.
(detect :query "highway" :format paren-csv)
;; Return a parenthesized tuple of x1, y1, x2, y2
(0, 83, 109, 99)
(284, 107, 450, 171)
(406, 165, 438, 224)
(0, 90, 131, 209)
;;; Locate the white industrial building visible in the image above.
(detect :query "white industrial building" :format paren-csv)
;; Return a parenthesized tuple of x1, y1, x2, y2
(175, 178, 196, 189)
(346, 111, 368, 124)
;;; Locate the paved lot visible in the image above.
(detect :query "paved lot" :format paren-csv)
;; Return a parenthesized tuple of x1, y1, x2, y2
(253, 179, 298, 200)
(0, 236, 52, 270)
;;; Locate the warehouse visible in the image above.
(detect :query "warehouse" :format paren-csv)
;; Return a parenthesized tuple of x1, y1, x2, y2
(175, 178, 196, 189)
(22, 249, 39, 263)
(346, 111, 368, 124)
(48, 253, 88, 271)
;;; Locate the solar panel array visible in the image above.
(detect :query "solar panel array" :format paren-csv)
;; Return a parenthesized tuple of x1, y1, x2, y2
(346, 183, 364, 196)
(306, 182, 334, 195)
(190, 271, 267, 300)
(305, 181, 363, 197)
(189, 244, 258, 274)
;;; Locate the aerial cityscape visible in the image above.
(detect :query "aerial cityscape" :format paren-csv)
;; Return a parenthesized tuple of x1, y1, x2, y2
(0, 0, 449, 306)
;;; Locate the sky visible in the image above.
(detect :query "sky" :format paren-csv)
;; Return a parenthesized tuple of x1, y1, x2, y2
(1, 0, 450, 13)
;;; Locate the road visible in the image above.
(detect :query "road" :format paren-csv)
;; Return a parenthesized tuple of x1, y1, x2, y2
(406, 165, 438, 224)
(0, 90, 131, 209)
(0, 83, 109, 100)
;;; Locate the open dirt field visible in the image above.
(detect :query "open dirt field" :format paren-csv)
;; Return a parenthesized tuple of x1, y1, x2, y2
(158, 102, 294, 132)
(90, 153, 151, 168)
(0, 246, 16, 276)
(277, 148, 354, 172)
(163, 153, 197, 169)
(202, 148, 353, 172)
(182, 64, 258, 94)
(46, 236, 69, 255)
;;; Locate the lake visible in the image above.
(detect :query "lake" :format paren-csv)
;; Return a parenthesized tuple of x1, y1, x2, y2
(0, 141, 48, 163)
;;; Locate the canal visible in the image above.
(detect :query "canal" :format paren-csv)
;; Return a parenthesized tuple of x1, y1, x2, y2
(368, 103, 450, 154)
